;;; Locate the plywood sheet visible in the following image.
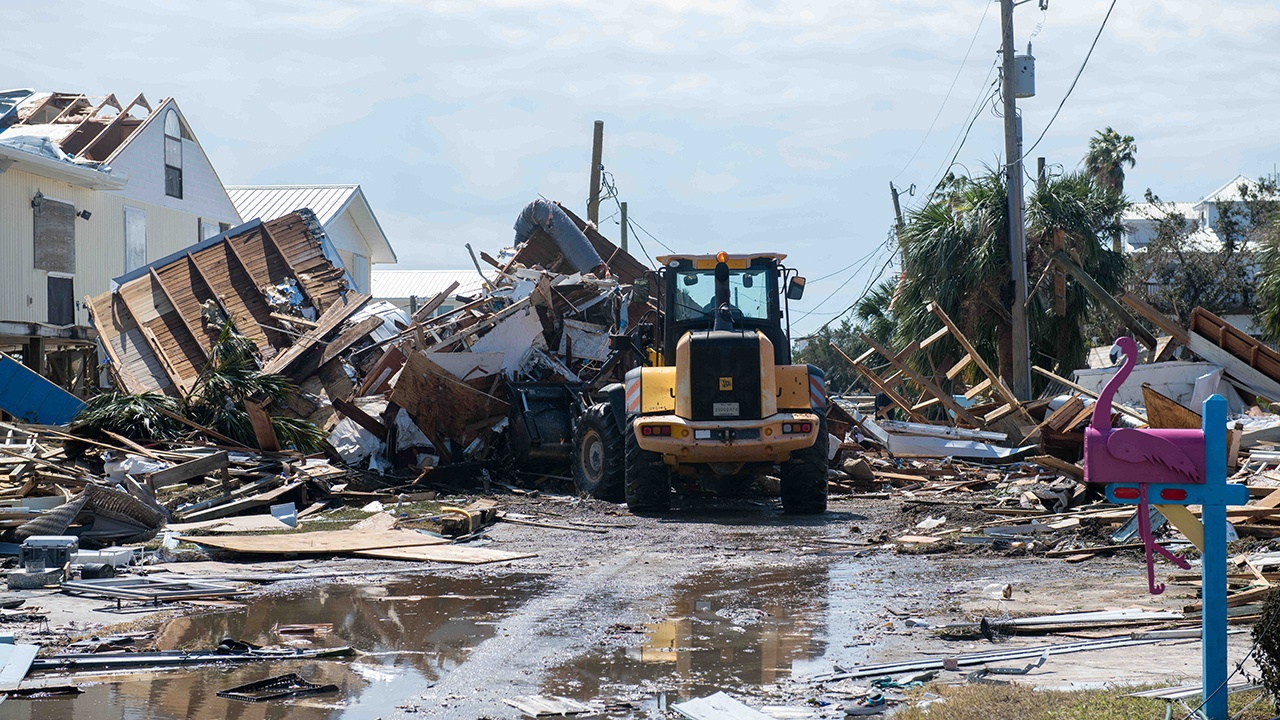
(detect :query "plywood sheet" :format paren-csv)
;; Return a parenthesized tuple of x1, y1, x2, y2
(180, 527, 446, 555)
(356, 544, 535, 565)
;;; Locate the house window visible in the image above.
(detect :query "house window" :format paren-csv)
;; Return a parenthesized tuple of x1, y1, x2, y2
(33, 195, 75, 273)
(199, 219, 220, 240)
(124, 206, 147, 272)
(164, 109, 183, 199)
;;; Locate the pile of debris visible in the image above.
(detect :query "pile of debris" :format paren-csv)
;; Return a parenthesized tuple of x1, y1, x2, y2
(73, 199, 649, 486)
(822, 298, 1280, 615)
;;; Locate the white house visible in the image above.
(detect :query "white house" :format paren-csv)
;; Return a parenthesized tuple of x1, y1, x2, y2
(226, 185, 396, 294)
(0, 89, 241, 381)
(1121, 175, 1260, 252)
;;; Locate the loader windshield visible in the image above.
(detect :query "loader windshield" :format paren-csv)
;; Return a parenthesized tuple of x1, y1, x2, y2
(671, 268, 770, 323)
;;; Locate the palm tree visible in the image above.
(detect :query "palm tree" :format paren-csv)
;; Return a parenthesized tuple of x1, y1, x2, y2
(1085, 128, 1137, 251)
(1085, 127, 1138, 193)
(892, 168, 1128, 392)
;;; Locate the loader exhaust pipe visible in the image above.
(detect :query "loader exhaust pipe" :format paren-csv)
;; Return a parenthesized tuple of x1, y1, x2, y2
(713, 261, 732, 331)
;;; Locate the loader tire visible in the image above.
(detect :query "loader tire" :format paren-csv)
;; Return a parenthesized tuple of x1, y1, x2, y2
(780, 416, 828, 514)
(625, 417, 670, 513)
(572, 403, 624, 502)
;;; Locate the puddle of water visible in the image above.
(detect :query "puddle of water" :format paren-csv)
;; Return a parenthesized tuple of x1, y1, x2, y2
(13, 573, 541, 720)
(543, 564, 831, 706)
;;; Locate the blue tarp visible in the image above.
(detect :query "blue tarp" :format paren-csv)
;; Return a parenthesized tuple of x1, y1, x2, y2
(0, 353, 84, 425)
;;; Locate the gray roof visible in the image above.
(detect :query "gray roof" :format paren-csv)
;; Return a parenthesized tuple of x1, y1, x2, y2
(226, 184, 360, 225)
(371, 270, 490, 301)
(225, 184, 397, 264)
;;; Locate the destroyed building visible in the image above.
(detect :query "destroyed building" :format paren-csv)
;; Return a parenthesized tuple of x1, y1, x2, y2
(0, 90, 241, 387)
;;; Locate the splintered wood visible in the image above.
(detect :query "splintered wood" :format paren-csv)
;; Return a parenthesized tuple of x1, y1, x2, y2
(390, 351, 510, 453)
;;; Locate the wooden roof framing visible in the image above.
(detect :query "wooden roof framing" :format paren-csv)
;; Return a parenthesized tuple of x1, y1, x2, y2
(88, 213, 359, 396)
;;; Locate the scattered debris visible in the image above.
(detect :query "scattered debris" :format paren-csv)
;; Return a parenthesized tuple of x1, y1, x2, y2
(216, 672, 340, 703)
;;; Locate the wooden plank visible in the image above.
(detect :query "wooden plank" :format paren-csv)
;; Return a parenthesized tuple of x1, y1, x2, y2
(926, 302, 1034, 424)
(859, 333, 982, 427)
(964, 377, 993, 400)
(261, 294, 370, 376)
(145, 451, 230, 488)
(945, 353, 972, 381)
(390, 351, 511, 449)
(243, 400, 280, 452)
(1119, 291, 1189, 345)
(181, 525, 447, 555)
(1187, 334, 1280, 403)
(411, 281, 460, 324)
(1050, 251, 1157, 350)
(918, 325, 951, 351)
(827, 343, 928, 423)
(319, 315, 384, 367)
(356, 545, 536, 565)
(1032, 365, 1147, 424)
(1142, 384, 1200, 429)
(331, 396, 388, 441)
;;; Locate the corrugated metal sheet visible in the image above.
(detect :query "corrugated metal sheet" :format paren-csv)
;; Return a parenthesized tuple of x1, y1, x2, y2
(226, 185, 358, 226)
(371, 270, 489, 301)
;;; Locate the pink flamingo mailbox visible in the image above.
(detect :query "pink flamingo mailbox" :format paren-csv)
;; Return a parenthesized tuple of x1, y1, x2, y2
(1084, 336, 1200, 595)
(1083, 336, 1247, 720)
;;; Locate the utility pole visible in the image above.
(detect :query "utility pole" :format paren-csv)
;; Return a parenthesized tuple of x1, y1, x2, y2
(1001, 0, 1031, 401)
(1037, 156, 1046, 192)
(619, 201, 629, 253)
(588, 120, 604, 225)
(889, 182, 905, 234)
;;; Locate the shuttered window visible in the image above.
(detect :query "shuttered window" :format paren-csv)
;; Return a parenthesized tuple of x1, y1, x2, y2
(33, 196, 75, 273)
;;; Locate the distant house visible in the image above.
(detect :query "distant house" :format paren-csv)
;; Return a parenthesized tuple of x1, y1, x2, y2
(371, 270, 491, 316)
(1121, 175, 1260, 252)
(0, 89, 240, 381)
(226, 185, 396, 294)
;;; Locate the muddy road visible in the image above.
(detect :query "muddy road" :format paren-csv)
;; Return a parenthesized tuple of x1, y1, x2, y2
(17, 493, 1228, 719)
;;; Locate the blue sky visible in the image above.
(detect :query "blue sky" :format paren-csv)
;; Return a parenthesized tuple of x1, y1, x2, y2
(7, 0, 1280, 336)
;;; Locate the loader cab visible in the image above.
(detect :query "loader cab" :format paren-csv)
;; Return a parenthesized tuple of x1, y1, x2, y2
(654, 253, 799, 367)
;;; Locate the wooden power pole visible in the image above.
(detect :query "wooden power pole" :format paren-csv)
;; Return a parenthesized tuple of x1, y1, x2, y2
(620, 201, 629, 253)
(889, 182, 905, 234)
(588, 120, 604, 225)
(1001, 0, 1031, 401)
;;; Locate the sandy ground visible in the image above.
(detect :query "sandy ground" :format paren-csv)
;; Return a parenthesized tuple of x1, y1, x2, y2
(2, 491, 1257, 718)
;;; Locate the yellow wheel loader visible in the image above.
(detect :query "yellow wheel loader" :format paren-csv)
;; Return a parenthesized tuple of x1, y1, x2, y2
(572, 251, 828, 514)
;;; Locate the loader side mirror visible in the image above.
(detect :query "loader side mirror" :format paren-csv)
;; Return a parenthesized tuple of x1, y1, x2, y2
(786, 276, 806, 301)
(631, 278, 652, 303)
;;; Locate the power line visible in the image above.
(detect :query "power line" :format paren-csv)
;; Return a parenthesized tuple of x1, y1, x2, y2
(891, 0, 994, 184)
(1020, 0, 1119, 160)
(916, 59, 1001, 211)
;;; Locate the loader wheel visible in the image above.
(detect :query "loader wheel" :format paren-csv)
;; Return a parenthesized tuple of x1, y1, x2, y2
(572, 403, 624, 502)
(625, 417, 670, 513)
(780, 416, 828, 514)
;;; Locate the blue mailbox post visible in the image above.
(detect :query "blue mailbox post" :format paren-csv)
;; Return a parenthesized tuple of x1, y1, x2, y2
(1103, 396, 1247, 720)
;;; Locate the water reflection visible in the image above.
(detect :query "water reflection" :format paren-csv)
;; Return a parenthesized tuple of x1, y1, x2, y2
(10, 573, 540, 720)
(546, 564, 829, 702)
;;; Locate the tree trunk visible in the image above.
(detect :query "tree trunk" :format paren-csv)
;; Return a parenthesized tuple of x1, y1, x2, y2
(997, 320, 1014, 386)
